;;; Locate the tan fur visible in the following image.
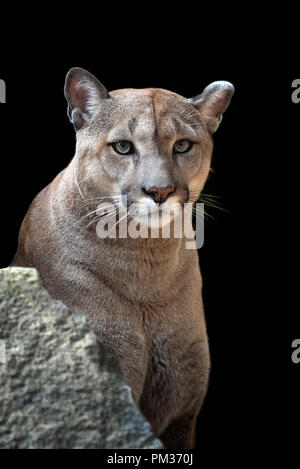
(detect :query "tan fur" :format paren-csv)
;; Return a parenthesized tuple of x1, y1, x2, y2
(12, 69, 234, 448)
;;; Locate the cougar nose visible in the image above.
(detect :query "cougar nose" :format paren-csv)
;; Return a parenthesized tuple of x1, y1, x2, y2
(143, 186, 176, 204)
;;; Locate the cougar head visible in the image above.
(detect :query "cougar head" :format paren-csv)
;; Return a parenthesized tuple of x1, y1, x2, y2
(64, 67, 234, 228)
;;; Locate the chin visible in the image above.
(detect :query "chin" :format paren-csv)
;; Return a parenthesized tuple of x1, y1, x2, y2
(127, 199, 183, 231)
(134, 211, 174, 229)
(136, 204, 184, 229)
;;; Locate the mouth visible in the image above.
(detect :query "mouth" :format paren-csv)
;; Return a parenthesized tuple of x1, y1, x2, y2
(127, 201, 182, 228)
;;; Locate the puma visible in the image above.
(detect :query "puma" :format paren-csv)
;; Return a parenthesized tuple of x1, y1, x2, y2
(11, 68, 234, 448)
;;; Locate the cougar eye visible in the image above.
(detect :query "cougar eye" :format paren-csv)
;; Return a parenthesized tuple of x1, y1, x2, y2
(112, 141, 135, 155)
(174, 140, 193, 154)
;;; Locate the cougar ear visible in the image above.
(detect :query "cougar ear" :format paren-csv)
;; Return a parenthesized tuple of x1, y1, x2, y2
(189, 81, 234, 133)
(64, 67, 110, 131)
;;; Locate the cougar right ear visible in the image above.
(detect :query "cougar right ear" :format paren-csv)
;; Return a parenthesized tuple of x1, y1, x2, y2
(64, 67, 110, 131)
(189, 81, 234, 133)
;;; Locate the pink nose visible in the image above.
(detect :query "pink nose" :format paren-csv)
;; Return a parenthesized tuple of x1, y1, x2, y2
(144, 186, 175, 203)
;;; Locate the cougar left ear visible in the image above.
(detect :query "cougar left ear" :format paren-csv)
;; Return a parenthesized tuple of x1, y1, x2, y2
(64, 67, 110, 131)
(189, 81, 234, 133)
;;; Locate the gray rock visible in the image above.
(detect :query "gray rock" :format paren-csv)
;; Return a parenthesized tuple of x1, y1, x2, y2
(0, 267, 162, 449)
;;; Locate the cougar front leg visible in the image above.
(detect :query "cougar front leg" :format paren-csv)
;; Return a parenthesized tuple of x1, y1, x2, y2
(159, 411, 198, 449)
(159, 390, 207, 449)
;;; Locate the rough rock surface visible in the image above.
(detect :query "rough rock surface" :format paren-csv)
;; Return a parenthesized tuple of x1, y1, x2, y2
(0, 267, 162, 449)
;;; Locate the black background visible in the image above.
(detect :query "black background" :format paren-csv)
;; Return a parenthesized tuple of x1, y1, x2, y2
(0, 41, 298, 460)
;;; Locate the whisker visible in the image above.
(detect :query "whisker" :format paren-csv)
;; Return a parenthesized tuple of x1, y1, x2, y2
(78, 200, 121, 210)
(80, 195, 122, 202)
(78, 195, 122, 207)
(84, 211, 116, 229)
(188, 188, 229, 221)
(71, 205, 118, 229)
(200, 192, 223, 199)
(108, 212, 129, 235)
(78, 175, 90, 183)
(82, 207, 128, 231)
(192, 207, 215, 222)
